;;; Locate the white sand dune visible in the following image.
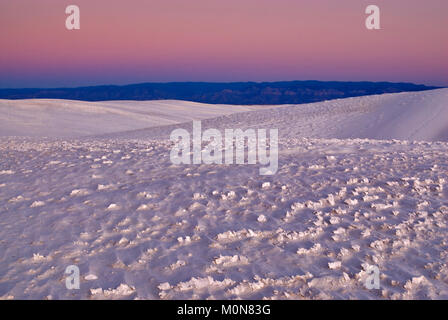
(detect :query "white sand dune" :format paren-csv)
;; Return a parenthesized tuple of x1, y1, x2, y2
(260, 88, 448, 141)
(101, 88, 448, 142)
(0, 99, 278, 138)
(2, 88, 448, 141)
(1, 89, 448, 300)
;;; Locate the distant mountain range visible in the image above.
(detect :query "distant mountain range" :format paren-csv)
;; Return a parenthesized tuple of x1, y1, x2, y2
(0, 81, 441, 105)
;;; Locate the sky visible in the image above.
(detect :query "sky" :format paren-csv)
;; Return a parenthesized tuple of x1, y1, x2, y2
(0, 0, 447, 88)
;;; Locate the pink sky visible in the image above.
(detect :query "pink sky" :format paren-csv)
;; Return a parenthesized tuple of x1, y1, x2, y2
(0, 0, 447, 87)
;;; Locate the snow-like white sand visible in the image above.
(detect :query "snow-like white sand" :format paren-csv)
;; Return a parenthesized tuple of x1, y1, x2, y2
(0, 99, 278, 138)
(0, 89, 447, 299)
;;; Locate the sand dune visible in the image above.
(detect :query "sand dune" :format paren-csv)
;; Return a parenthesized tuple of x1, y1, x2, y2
(0, 99, 278, 138)
(1, 89, 447, 141)
(105, 88, 448, 142)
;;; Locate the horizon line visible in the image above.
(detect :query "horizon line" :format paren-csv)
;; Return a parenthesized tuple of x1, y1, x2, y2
(0, 80, 444, 91)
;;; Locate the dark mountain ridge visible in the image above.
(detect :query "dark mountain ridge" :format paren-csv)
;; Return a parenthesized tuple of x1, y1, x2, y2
(0, 81, 440, 105)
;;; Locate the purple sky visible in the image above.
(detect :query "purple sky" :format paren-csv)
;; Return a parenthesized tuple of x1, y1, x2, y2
(0, 0, 447, 88)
